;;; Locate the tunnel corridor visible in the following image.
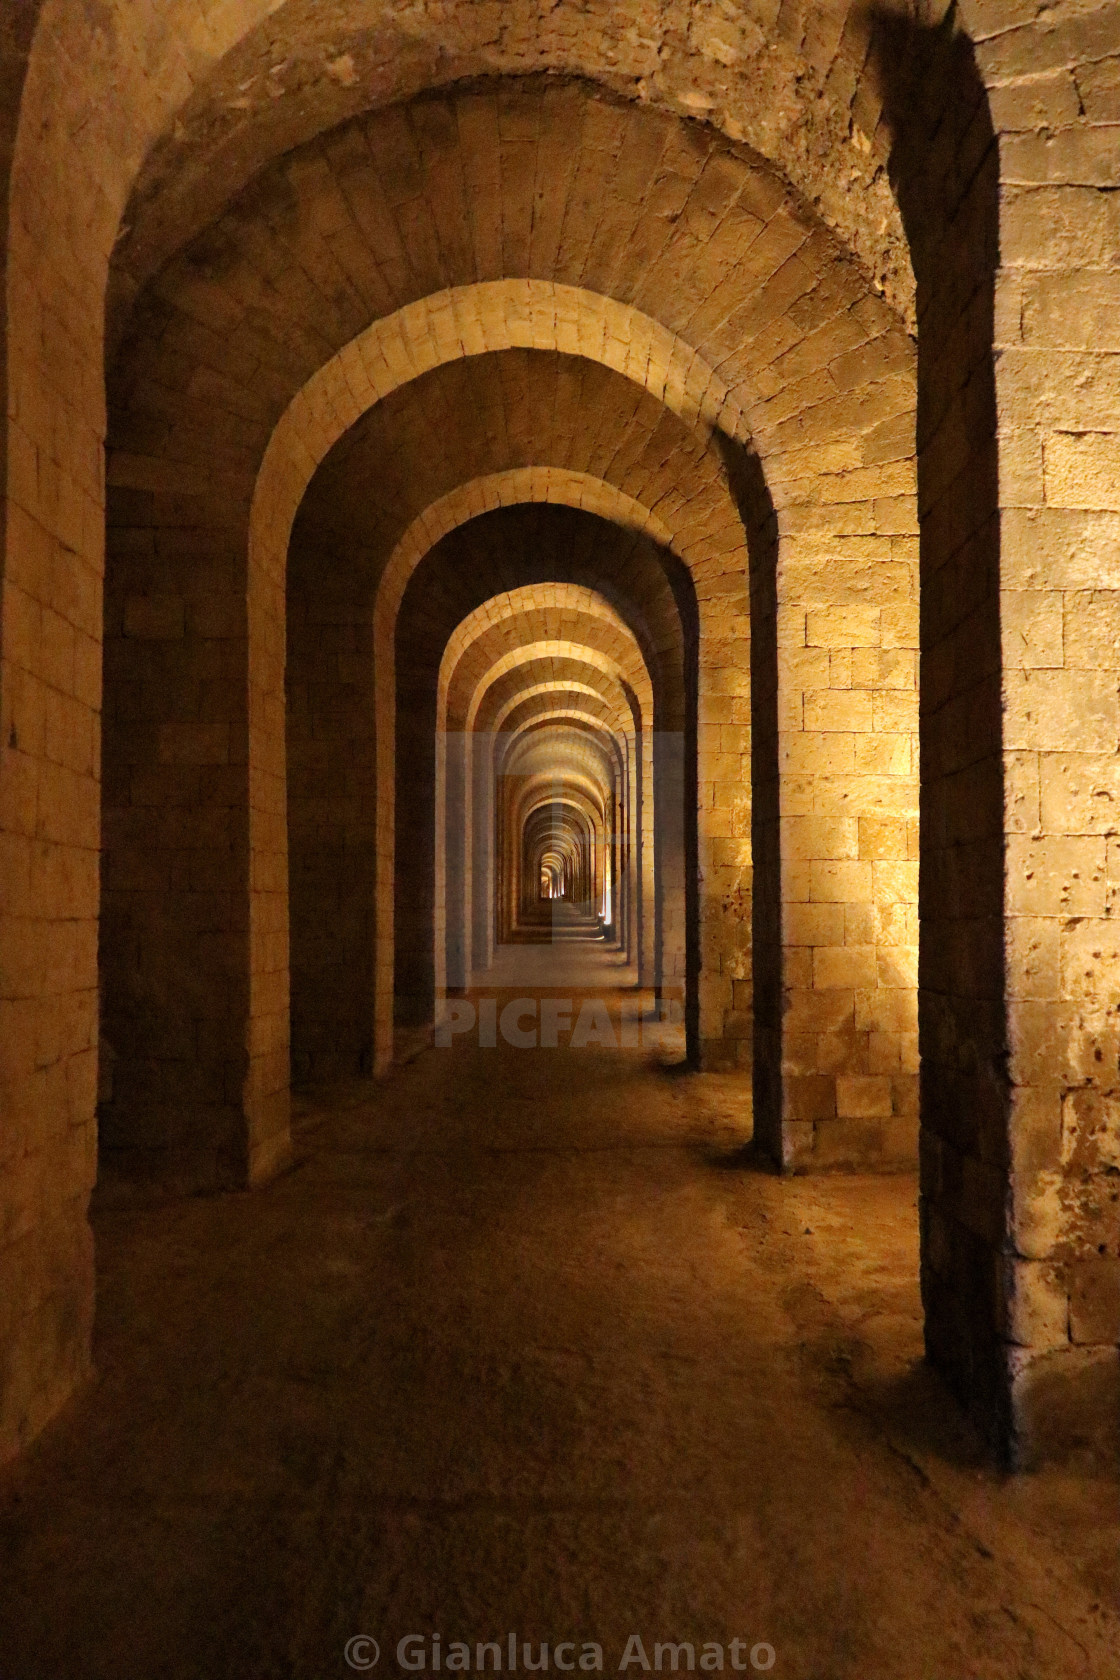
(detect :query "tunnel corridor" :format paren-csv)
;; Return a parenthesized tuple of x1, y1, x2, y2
(2, 1015, 1117, 1678)
(3, 4, 1120, 1671)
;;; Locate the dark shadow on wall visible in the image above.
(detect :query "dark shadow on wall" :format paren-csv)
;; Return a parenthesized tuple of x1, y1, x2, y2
(715, 435, 779, 1149)
(656, 546, 702, 1067)
(864, 5, 1009, 1456)
(286, 576, 377, 1086)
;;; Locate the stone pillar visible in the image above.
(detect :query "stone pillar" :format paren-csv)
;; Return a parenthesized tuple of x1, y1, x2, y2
(989, 210, 1120, 1460)
(286, 579, 377, 1084)
(743, 419, 921, 1167)
(697, 598, 753, 1071)
(773, 567, 920, 1172)
(875, 6, 1119, 1461)
(0, 477, 99, 1458)
(0, 0, 98, 1472)
(100, 457, 290, 1190)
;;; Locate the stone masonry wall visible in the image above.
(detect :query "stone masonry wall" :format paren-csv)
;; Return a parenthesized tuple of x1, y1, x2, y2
(286, 592, 375, 1085)
(2, 54, 918, 1458)
(875, 4, 1120, 1462)
(8, 0, 1116, 1468)
(980, 7, 1120, 1459)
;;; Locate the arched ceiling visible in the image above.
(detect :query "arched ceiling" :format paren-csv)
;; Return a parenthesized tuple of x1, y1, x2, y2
(386, 509, 681, 737)
(287, 350, 725, 776)
(107, 77, 915, 547)
(510, 730, 618, 794)
(500, 706, 631, 758)
(473, 652, 639, 739)
(391, 516, 671, 974)
(291, 347, 741, 596)
(463, 640, 648, 731)
(441, 587, 651, 729)
(99, 15, 914, 339)
(355, 501, 692, 729)
(442, 586, 646, 773)
(495, 686, 629, 737)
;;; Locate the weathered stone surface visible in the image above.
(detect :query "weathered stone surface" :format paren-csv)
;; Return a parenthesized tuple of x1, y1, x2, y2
(0, 0, 1116, 1479)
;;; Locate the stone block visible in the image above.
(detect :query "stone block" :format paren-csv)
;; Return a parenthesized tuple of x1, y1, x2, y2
(872, 860, 918, 904)
(1064, 589, 1120, 670)
(1059, 917, 1120, 1003)
(1006, 668, 1120, 753)
(783, 988, 855, 1038)
(804, 688, 873, 733)
(1002, 591, 1063, 669)
(853, 733, 912, 774)
(1005, 750, 1041, 833)
(1008, 1344, 1120, 1468)
(123, 595, 185, 640)
(855, 988, 917, 1035)
(1005, 835, 1106, 917)
(805, 605, 879, 647)
(868, 1031, 900, 1075)
(781, 732, 856, 775)
(781, 815, 858, 862)
(781, 901, 845, 946)
(782, 1076, 836, 1123)
(813, 944, 876, 989)
(1045, 430, 1120, 511)
(828, 648, 852, 688)
(1022, 271, 1120, 351)
(858, 816, 907, 859)
(879, 603, 918, 649)
(1000, 1257, 1070, 1350)
(850, 647, 915, 689)
(834, 1074, 892, 1120)
(810, 859, 873, 903)
(844, 902, 876, 944)
(1061, 1088, 1120, 1172)
(1069, 1260, 1120, 1344)
(876, 945, 917, 988)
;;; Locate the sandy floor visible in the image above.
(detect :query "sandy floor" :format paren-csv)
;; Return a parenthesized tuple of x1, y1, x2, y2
(1, 967, 1117, 1679)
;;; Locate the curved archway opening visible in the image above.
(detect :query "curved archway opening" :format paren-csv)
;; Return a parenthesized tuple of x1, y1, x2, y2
(2, 0, 1111, 1508)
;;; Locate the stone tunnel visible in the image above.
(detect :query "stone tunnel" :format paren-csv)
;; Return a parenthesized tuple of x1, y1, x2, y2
(0, 4, 1118, 1674)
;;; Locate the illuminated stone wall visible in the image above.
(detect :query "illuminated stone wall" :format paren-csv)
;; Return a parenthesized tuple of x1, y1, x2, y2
(0, 1, 1115, 1469)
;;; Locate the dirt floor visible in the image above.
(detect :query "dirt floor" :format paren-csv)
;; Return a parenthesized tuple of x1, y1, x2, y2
(1, 972, 1118, 1680)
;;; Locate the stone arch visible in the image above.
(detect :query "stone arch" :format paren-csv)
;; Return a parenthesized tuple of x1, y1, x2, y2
(17, 1, 1118, 1470)
(386, 494, 689, 1040)
(509, 752, 617, 931)
(475, 673, 651, 985)
(306, 462, 700, 1064)
(437, 605, 661, 1007)
(493, 686, 631, 737)
(440, 587, 656, 729)
(100, 81, 921, 1194)
(285, 341, 740, 1086)
(363, 453, 732, 1051)
(266, 284, 754, 1082)
(101, 7, 915, 331)
(254, 278, 751, 685)
(501, 709, 632, 757)
(469, 683, 637, 977)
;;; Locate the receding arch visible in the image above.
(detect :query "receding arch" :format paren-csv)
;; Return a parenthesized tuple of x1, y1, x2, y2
(493, 685, 630, 736)
(366, 495, 700, 1059)
(440, 587, 653, 729)
(0, 0, 1110, 1489)
(251, 277, 751, 593)
(108, 80, 919, 1170)
(438, 602, 658, 1009)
